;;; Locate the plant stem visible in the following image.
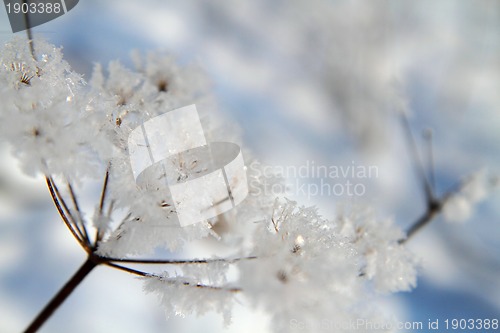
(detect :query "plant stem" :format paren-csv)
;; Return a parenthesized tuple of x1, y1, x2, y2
(22, 0, 35, 58)
(399, 200, 441, 244)
(23, 257, 98, 333)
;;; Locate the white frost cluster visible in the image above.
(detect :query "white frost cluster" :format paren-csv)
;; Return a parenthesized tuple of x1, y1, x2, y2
(237, 199, 416, 332)
(89, 49, 220, 255)
(0, 38, 109, 178)
(335, 207, 418, 293)
(0, 37, 217, 254)
(143, 260, 234, 326)
(1, 38, 421, 332)
(139, 198, 417, 332)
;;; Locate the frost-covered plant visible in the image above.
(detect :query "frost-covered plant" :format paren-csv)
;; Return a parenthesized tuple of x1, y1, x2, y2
(0, 38, 493, 333)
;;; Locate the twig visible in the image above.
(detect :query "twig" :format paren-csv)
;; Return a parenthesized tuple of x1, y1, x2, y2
(400, 114, 435, 203)
(45, 177, 88, 251)
(67, 181, 91, 245)
(104, 262, 242, 292)
(23, 257, 98, 333)
(397, 116, 445, 244)
(104, 261, 148, 276)
(423, 128, 436, 193)
(49, 177, 90, 249)
(399, 201, 442, 244)
(95, 166, 110, 244)
(105, 256, 258, 265)
(22, 0, 35, 58)
(98, 167, 110, 215)
(399, 167, 474, 244)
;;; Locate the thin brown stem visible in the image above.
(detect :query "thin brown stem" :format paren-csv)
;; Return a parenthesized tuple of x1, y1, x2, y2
(105, 262, 241, 292)
(50, 177, 91, 250)
(22, 0, 34, 58)
(399, 201, 441, 244)
(46, 177, 87, 250)
(104, 261, 148, 276)
(423, 128, 436, 193)
(105, 256, 257, 265)
(67, 181, 90, 245)
(95, 167, 110, 244)
(401, 114, 435, 203)
(23, 257, 98, 333)
(399, 175, 472, 244)
(98, 168, 110, 214)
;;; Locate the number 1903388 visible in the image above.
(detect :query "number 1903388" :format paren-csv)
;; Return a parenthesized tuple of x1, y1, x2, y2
(6, 1, 62, 14)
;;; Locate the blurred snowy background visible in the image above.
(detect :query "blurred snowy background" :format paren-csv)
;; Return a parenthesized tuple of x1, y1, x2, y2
(0, 0, 499, 332)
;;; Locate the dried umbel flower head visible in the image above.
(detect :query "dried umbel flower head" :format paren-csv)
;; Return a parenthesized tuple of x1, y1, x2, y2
(5, 61, 39, 86)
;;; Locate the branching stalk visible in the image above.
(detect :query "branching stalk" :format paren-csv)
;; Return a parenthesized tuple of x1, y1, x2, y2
(67, 181, 91, 244)
(401, 114, 435, 203)
(23, 257, 98, 333)
(105, 256, 258, 265)
(399, 200, 442, 244)
(95, 166, 110, 244)
(45, 177, 88, 251)
(22, 0, 35, 58)
(105, 262, 242, 292)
